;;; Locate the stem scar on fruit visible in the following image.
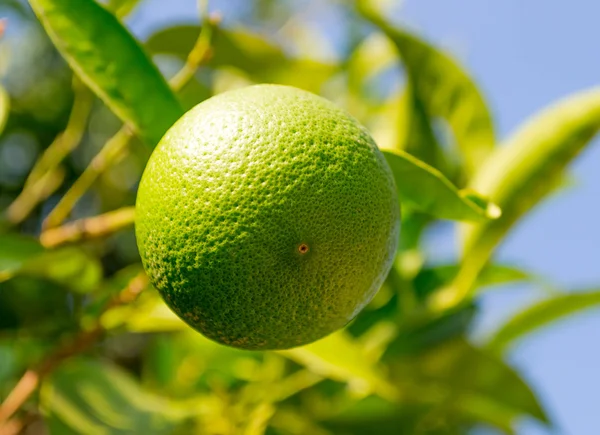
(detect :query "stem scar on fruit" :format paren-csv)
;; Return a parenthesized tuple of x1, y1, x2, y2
(298, 243, 309, 254)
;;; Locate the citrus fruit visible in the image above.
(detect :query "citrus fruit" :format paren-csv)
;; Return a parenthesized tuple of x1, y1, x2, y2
(135, 84, 401, 350)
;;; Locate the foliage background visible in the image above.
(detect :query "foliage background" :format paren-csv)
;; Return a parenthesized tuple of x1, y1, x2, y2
(0, 0, 599, 434)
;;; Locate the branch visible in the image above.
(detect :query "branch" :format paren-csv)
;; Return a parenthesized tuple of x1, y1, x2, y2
(42, 126, 133, 229)
(0, 271, 148, 429)
(169, 1, 219, 92)
(40, 206, 135, 248)
(41, 8, 218, 229)
(6, 80, 93, 225)
(5, 169, 65, 225)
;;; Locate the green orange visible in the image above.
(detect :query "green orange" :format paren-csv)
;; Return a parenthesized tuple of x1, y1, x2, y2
(135, 84, 400, 350)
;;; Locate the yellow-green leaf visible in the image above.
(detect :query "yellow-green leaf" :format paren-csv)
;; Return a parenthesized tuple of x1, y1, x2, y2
(383, 149, 500, 222)
(101, 288, 186, 332)
(438, 88, 600, 309)
(277, 330, 397, 400)
(0, 85, 9, 135)
(359, 1, 495, 176)
(146, 25, 337, 93)
(0, 234, 101, 292)
(389, 339, 549, 425)
(29, 0, 183, 147)
(487, 290, 600, 354)
(40, 358, 194, 434)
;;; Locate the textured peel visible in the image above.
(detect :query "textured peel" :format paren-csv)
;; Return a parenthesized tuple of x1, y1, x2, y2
(135, 84, 401, 350)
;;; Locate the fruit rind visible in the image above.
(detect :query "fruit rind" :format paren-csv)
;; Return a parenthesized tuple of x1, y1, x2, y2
(135, 84, 401, 350)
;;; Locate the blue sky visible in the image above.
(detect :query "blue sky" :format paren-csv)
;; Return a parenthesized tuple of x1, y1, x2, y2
(128, 1, 600, 433)
(399, 2, 600, 434)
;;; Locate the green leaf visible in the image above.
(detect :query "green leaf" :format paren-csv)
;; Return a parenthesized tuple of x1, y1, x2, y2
(20, 247, 102, 293)
(101, 286, 186, 332)
(487, 290, 600, 354)
(323, 339, 546, 434)
(277, 331, 397, 400)
(388, 339, 549, 427)
(0, 234, 45, 280)
(29, 0, 183, 146)
(383, 149, 500, 222)
(0, 85, 10, 135)
(0, 344, 17, 384)
(0, 234, 101, 293)
(359, 1, 495, 176)
(146, 25, 337, 93)
(440, 88, 600, 308)
(40, 358, 193, 434)
(383, 305, 477, 358)
(105, 0, 143, 18)
(414, 263, 533, 300)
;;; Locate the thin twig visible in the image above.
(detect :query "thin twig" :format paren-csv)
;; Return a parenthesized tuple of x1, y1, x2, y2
(5, 168, 65, 225)
(169, 0, 217, 92)
(0, 415, 30, 435)
(6, 80, 93, 225)
(40, 206, 135, 248)
(41, 3, 217, 230)
(0, 271, 148, 429)
(26, 80, 93, 189)
(42, 126, 132, 229)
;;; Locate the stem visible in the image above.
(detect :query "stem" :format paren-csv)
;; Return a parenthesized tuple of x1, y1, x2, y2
(169, 0, 217, 92)
(6, 80, 93, 224)
(42, 126, 132, 229)
(0, 272, 148, 428)
(42, 7, 218, 230)
(40, 206, 136, 248)
(26, 80, 93, 189)
(5, 168, 66, 224)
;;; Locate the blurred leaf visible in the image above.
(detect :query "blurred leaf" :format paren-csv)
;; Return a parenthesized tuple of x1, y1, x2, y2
(359, 1, 495, 176)
(0, 234, 45, 280)
(40, 358, 193, 434)
(80, 265, 145, 327)
(146, 25, 337, 92)
(0, 344, 17, 385)
(383, 305, 477, 358)
(347, 33, 397, 95)
(487, 290, 600, 354)
(414, 263, 533, 300)
(453, 393, 517, 435)
(0, 85, 9, 135)
(144, 330, 262, 396)
(0, 233, 101, 293)
(106, 0, 143, 18)
(401, 84, 453, 174)
(277, 331, 396, 400)
(383, 149, 500, 222)
(389, 339, 549, 427)
(0, 277, 74, 332)
(20, 246, 102, 293)
(29, 0, 183, 146)
(321, 397, 439, 435)
(443, 88, 600, 308)
(101, 287, 186, 332)
(322, 338, 545, 434)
